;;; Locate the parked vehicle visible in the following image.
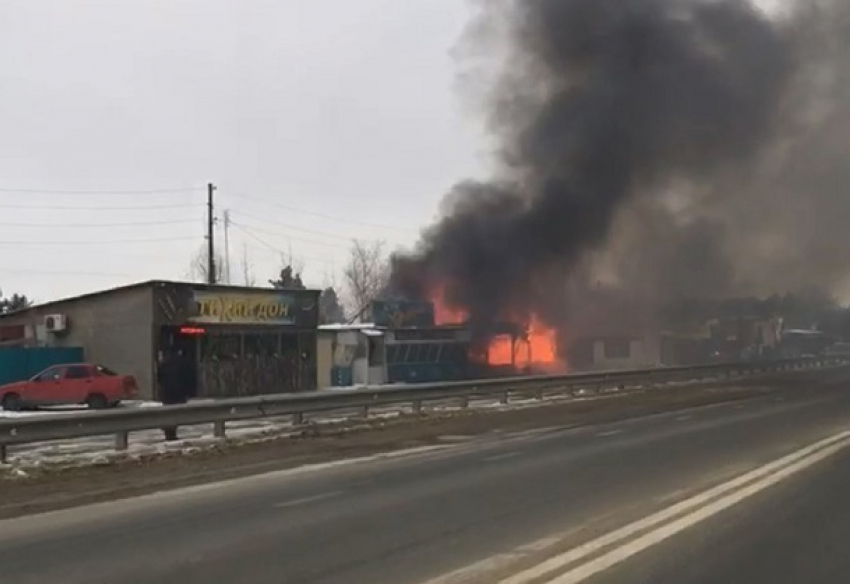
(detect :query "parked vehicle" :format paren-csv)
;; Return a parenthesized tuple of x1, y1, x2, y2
(0, 363, 138, 411)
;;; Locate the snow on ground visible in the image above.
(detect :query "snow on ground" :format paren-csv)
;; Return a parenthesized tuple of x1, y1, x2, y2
(0, 400, 162, 419)
(3, 416, 303, 470)
(0, 401, 412, 471)
(0, 377, 728, 472)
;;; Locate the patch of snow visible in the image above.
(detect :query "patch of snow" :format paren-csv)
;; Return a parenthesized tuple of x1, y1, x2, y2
(0, 375, 759, 473)
(8, 468, 28, 478)
(0, 400, 162, 419)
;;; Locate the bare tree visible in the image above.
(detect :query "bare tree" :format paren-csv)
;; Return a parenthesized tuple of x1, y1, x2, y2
(186, 244, 225, 284)
(240, 244, 257, 287)
(344, 240, 389, 318)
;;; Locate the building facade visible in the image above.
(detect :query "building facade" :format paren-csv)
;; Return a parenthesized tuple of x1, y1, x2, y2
(0, 281, 320, 399)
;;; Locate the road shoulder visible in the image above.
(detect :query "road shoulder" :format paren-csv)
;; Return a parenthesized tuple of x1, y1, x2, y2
(0, 371, 835, 520)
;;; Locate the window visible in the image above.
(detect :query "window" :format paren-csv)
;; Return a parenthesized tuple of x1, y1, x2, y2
(406, 344, 422, 363)
(95, 365, 118, 376)
(353, 336, 368, 360)
(64, 366, 91, 379)
(604, 338, 631, 359)
(424, 344, 440, 363)
(201, 333, 242, 362)
(32, 367, 63, 381)
(367, 338, 385, 366)
(244, 333, 279, 358)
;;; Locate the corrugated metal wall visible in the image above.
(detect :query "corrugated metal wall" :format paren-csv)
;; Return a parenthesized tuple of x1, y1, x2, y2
(0, 347, 84, 385)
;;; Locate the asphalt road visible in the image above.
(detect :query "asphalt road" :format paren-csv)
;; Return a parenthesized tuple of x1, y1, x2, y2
(3, 372, 850, 584)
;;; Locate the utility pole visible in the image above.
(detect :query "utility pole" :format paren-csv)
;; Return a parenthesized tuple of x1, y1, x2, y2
(207, 183, 217, 285)
(223, 209, 232, 284)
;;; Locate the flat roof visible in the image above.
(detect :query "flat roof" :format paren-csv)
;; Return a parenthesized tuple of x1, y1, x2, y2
(319, 323, 379, 331)
(783, 329, 825, 336)
(0, 279, 320, 318)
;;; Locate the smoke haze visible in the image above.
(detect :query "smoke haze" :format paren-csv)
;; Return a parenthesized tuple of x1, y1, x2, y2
(390, 0, 850, 346)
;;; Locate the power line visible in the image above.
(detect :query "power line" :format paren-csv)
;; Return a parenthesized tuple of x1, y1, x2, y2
(0, 219, 198, 228)
(0, 203, 203, 211)
(229, 220, 351, 250)
(0, 186, 203, 195)
(228, 209, 402, 245)
(242, 242, 336, 266)
(233, 224, 336, 265)
(0, 267, 132, 277)
(227, 193, 418, 234)
(0, 235, 199, 246)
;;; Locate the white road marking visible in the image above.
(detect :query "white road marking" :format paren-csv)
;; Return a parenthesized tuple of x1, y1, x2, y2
(274, 490, 345, 509)
(545, 437, 850, 583)
(499, 430, 850, 584)
(596, 430, 623, 437)
(0, 444, 456, 541)
(483, 452, 522, 463)
(419, 536, 562, 584)
(653, 488, 690, 505)
(675, 415, 693, 422)
(507, 427, 559, 439)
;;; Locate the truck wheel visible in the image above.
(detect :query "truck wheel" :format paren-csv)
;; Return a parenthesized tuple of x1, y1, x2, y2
(86, 394, 108, 410)
(1, 393, 22, 412)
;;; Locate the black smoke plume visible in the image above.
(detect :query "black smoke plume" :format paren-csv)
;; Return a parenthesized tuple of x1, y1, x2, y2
(390, 0, 850, 350)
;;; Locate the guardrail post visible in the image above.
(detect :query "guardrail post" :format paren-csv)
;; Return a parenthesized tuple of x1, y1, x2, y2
(1, 359, 825, 457)
(0, 444, 7, 464)
(115, 431, 129, 451)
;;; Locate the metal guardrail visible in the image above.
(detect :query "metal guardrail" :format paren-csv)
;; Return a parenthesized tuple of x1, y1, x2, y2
(0, 357, 844, 463)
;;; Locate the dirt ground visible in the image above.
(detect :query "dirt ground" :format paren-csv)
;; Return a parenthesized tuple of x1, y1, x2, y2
(0, 369, 841, 520)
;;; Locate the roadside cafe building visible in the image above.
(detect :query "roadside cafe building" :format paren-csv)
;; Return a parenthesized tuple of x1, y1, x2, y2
(0, 280, 321, 400)
(319, 300, 502, 388)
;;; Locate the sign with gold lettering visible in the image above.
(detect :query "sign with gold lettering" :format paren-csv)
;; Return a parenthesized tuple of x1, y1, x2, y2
(189, 292, 299, 325)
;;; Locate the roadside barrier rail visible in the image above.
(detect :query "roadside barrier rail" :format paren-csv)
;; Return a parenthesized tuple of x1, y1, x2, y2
(0, 357, 843, 463)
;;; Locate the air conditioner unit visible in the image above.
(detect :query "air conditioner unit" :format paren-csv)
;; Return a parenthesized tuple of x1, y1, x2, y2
(44, 314, 68, 333)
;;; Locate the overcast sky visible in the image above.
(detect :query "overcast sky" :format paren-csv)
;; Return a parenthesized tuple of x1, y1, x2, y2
(0, 0, 487, 303)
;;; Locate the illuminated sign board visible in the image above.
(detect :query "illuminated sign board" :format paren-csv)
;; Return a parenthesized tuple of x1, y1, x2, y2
(189, 292, 298, 325)
(179, 326, 206, 335)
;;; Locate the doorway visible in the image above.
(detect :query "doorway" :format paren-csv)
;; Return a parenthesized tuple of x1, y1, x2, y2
(158, 325, 201, 400)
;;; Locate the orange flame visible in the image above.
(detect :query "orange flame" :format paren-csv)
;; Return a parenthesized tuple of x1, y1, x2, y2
(429, 286, 564, 372)
(431, 292, 467, 326)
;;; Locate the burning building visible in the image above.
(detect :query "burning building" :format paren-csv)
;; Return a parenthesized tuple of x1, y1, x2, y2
(388, 0, 850, 367)
(320, 298, 563, 388)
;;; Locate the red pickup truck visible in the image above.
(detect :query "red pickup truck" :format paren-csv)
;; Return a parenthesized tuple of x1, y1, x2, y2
(0, 363, 138, 411)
